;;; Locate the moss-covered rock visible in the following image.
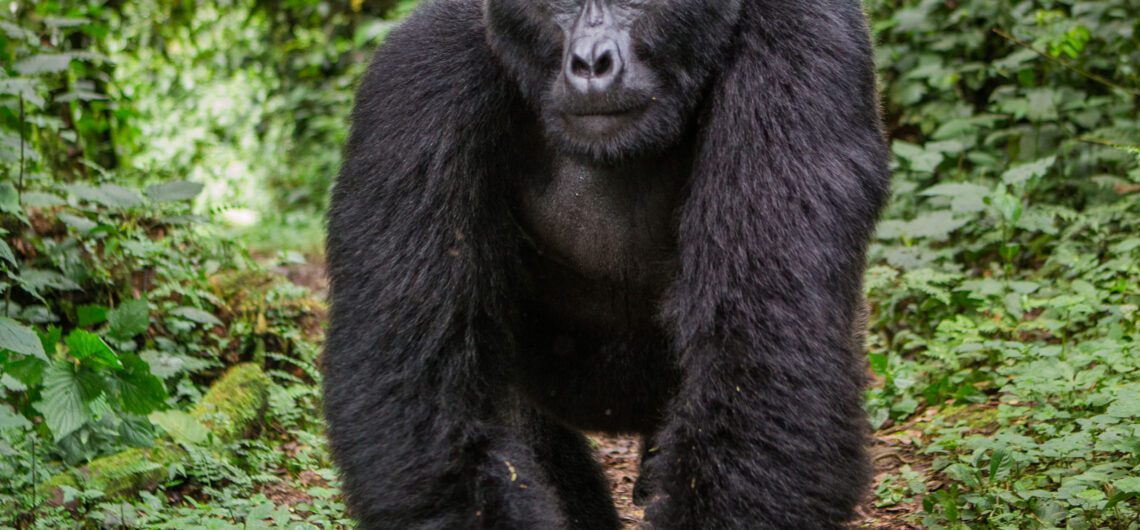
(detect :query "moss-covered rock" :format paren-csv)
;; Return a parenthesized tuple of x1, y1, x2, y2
(192, 362, 271, 441)
(43, 364, 271, 503)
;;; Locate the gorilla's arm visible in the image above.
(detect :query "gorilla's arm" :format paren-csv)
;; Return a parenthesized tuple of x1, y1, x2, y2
(649, 2, 890, 529)
(323, 2, 562, 528)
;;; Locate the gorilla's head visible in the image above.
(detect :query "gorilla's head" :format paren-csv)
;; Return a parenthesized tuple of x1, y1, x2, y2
(485, 0, 743, 161)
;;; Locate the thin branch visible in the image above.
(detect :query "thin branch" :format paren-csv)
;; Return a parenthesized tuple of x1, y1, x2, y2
(18, 95, 25, 205)
(992, 28, 1140, 97)
(1075, 136, 1140, 149)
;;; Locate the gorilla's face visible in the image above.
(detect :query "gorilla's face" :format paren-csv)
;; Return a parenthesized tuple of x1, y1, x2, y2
(486, 0, 743, 161)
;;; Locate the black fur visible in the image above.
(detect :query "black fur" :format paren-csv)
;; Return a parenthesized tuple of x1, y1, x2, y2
(323, 0, 889, 528)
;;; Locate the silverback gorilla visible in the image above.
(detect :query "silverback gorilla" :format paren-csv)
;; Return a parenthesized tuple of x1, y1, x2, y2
(323, 0, 889, 528)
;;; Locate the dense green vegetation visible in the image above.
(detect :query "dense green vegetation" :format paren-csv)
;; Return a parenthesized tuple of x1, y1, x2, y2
(1, 0, 1137, 528)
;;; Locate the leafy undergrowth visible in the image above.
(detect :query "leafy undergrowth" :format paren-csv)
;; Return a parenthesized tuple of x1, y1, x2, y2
(3, 0, 1139, 528)
(0, 178, 344, 528)
(856, 0, 1140, 527)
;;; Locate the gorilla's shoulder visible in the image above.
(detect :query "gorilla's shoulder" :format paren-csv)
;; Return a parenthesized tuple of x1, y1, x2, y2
(353, 0, 507, 124)
(370, 0, 489, 74)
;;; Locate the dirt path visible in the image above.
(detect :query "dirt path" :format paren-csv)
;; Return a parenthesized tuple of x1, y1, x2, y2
(590, 433, 921, 529)
(282, 257, 919, 529)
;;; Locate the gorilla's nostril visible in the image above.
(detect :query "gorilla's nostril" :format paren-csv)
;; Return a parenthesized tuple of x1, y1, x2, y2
(594, 51, 613, 77)
(571, 55, 592, 78)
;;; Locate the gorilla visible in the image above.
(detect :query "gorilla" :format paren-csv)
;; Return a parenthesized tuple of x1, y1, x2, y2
(323, 0, 889, 528)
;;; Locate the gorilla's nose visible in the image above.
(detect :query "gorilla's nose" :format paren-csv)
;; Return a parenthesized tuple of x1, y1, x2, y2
(566, 36, 623, 94)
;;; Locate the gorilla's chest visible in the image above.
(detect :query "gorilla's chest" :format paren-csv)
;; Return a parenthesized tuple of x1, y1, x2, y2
(513, 153, 688, 329)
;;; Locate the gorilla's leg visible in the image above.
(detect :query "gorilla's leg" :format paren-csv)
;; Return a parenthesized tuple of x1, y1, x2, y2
(632, 432, 659, 506)
(526, 415, 620, 530)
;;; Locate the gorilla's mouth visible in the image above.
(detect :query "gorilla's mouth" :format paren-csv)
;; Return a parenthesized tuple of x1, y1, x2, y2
(570, 106, 641, 117)
(563, 105, 647, 135)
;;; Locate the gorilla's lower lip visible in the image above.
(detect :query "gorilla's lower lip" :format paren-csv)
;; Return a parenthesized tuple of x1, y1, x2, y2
(563, 107, 647, 134)
(569, 107, 644, 118)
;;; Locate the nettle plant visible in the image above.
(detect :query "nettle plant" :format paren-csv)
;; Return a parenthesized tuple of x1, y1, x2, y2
(0, 10, 246, 466)
(861, 0, 1140, 527)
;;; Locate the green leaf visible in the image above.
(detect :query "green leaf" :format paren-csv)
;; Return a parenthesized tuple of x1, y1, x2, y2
(903, 211, 970, 241)
(33, 361, 91, 440)
(13, 54, 73, 75)
(0, 183, 18, 215)
(62, 183, 144, 209)
(43, 17, 90, 28)
(0, 373, 27, 392)
(139, 350, 212, 379)
(66, 330, 122, 370)
(0, 240, 16, 268)
(116, 354, 167, 415)
(892, 141, 945, 173)
(0, 78, 45, 107)
(149, 410, 209, 446)
(0, 21, 35, 41)
(145, 181, 204, 203)
(0, 404, 32, 431)
(988, 449, 1009, 482)
(1106, 391, 1140, 419)
(76, 305, 109, 327)
(1002, 156, 1056, 187)
(4, 354, 45, 388)
(118, 415, 156, 448)
(108, 299, 150, 340)
(1114, 477, 1140, 494)
(20, 192, 65, 207)
(17, 269, 81, 294)
(920, 183, 991, 213)
(58, 213, 98, 233)
(170, 307, 224, 327)
(0, 317, 47, 361)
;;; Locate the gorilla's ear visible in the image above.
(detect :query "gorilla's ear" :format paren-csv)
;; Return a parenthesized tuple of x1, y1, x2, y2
(668, 2, 890, 343)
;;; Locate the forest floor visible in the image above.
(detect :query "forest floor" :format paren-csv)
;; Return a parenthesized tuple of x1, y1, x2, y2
(283, 257, 922, 529)
(591, 431, 924, 529)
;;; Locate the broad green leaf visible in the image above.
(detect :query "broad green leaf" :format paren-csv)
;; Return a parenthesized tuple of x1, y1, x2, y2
(920, 183, 990, 213)
(33, 361, 91, 440)
(170, 307, 224, 327)
(116, 354, 167, 415)
(58, 213, 98, 233)
(0, 404, 31, 431)
(1115, 477, 1140, 494)
(904, 211, 969, 241)
(66, 330, 122, 370)
(892, 141, 944, 173)
(145, 181, 204, 203)
(1002, 156, 1056, 187)
(13, 54, 73, 75)
(108, 299, 150, 340)
(62, 183, 144, 209)
(0, 183, 18, 215)
(0, 373, 26, 392)
(20, 192, 65, 207)
(4, 354, 45, 388)
(18, 269, 81, 293)
(0, 240, 16, 267)
(1025, 89, 1059, 122)
(118, 415, 156, 448)
(0, 21, 34, 41)
(95, 184, 145, 209)
(76, 305, 109, 327)
(0, 78, 45, 107)
(149, 410, 209, 446)
(139, 350, 212, 379)
(0, 317, 47, 361)
(1106, 391, 1140, 419)
(43, 17, 90, 28)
